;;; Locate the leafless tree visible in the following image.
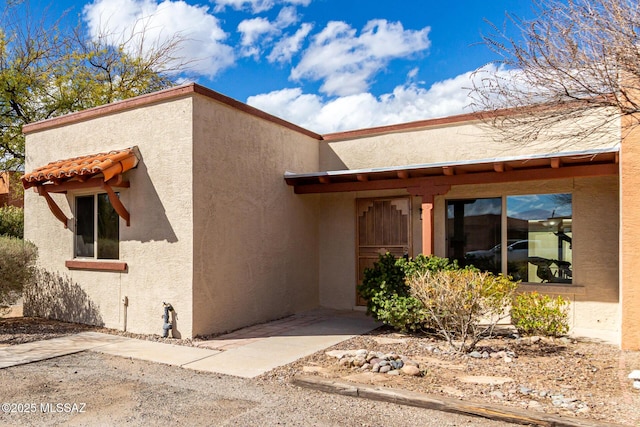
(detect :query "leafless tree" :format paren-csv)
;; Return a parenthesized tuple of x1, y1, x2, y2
(470, 0, 640, 145)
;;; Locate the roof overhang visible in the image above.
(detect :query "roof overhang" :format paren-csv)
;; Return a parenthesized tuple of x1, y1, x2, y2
(21, 147, 141, 227)
(285, 147, 620, 194)
(22, 146, 140, 189)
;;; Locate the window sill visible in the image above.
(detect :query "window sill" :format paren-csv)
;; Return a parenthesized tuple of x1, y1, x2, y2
(517, 282, 585, 295)
(65, 260, 128, 272)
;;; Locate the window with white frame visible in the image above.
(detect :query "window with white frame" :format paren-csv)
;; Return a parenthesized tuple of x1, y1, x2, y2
(75, 193, 119, 259)
(447, 193, 572, 284)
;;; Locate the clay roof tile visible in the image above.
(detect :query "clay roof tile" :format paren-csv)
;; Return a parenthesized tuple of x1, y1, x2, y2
(22, 147, 140, 189)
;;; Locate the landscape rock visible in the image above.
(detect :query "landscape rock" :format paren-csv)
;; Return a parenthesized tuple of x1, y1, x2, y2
(326, 350, 354, 359)
(400, 365, 421, 376)
(332, 348, 421, 377)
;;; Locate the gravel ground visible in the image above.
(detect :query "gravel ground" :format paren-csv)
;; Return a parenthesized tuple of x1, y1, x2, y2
(260, 328, 640, 426)
(1, 317, 639, 426)
(0, 352, 512, 426)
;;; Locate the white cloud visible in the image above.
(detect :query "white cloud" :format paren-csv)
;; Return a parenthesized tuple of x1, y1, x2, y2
(291, 19, 431, 96)
(238, 17, 274, 46)
(237, 6, 301, 58)
(274, 5, 299, 27)
(268, 22, 313, 63)
(247, 66, 502, 133)
(213, 0, 310, 13)
(83, 0, 235, 78)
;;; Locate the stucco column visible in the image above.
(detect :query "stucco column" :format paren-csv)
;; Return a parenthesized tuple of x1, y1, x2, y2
(421, 200, 435, 255)
(409, 184, 450, 257)
(620, 118, 640, 350)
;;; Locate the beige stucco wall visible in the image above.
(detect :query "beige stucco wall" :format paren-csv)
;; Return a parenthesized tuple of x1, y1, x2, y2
(320, 117, 619, 171)
(190, 94, 321, 336)
(620, 118, 640, 350)
(317, 190, 422, 309)
(314, 176, 619, 343)
(433, 176, 620, 344)
(24, 97, 195, 337)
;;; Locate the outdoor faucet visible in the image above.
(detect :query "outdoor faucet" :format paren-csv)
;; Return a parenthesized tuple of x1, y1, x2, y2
(162, 302, 174, 338)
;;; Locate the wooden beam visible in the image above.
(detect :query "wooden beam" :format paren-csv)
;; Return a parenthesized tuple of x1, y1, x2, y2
(318, 176, 331, 184)
(550, 158, 562, 169)
(493, 163, 505, 173)
(42, 176, 130, 193)
(292, 163, 619, 194)
(397, 170, 410, 179)
(102, 182, 131, 226)
(37, 186, 69, 228)
(442, 166, 455, 176)
(356, 174, 369, 182)
(292, 375, 598, 427)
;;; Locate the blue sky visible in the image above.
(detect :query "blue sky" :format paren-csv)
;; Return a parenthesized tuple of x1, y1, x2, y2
(21, 0, 538, 133)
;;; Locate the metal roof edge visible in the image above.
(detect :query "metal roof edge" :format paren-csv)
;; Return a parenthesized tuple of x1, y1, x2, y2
(284, 145, 620, 179)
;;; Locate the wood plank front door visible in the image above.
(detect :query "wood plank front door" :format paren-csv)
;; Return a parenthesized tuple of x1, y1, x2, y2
(356, 197, 412, 306)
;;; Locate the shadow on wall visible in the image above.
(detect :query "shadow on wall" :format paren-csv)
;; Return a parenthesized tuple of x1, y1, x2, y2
(23, 269, 104, 326)
(124, 162, 178, 243)
(319, 142, 348, 171)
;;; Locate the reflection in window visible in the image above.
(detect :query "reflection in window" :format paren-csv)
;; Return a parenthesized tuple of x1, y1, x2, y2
(507, 194, 572, 283)
(97, 194, 119, 259)
(446, 193, 572, 284)
(75, 193, 120, 260)
(75, 196, 95, 258)
(446, 198, 501, 275)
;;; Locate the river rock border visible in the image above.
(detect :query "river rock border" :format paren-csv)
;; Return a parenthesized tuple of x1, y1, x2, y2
(326, 349, 423, 376)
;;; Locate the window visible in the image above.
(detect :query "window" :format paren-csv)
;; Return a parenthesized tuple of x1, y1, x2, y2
(75, 193, 119, 259)
(447, 193, 572, 284)
(447, 198, 502, 275)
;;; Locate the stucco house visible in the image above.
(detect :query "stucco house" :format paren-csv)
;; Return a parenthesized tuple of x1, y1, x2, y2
(21, 83, 639, 350)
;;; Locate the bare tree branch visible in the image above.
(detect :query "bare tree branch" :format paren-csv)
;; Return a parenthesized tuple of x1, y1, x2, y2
(470, 0, 640, 147)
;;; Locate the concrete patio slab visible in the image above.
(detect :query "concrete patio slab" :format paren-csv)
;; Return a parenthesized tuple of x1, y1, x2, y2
(90, 337, 222, 367)
(183, 351, 275, 378)
(0, 332, 128, 368)
(0, 309, 381, 379)
(183, 312, 380, 378)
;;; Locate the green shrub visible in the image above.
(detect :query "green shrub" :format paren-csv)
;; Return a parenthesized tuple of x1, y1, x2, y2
(356, 253, 459, 332)
(0, 206, 24, 238)
(511, 292, 569, 336)
(0, 236, 37, 313)
(409, 269, 518, 353)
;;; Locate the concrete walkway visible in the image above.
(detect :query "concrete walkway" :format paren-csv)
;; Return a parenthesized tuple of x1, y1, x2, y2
(0, 309, 379, 378)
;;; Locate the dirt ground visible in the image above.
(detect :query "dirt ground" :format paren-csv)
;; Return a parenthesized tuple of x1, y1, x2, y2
(269, 327, 640, 426)
(1, 317, 639, 426)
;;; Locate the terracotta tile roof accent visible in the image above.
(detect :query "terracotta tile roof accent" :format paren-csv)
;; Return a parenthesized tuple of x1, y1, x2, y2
(22, 147, 140, 189)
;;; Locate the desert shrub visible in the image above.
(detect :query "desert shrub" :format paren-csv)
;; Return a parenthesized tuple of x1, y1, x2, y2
(511, 292, 569, 337)
(0, 236, 37, 313)
(409, 269, 518, 353)
(0, 206, 23, 238)
(357, 253, 459, 332)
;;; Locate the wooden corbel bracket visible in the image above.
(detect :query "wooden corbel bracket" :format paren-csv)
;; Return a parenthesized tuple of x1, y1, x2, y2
(101, 181, 131, 226)
(37, 186, 70, 228)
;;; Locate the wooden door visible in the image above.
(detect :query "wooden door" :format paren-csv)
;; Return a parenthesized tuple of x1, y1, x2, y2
(356, 197, 412, 306)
